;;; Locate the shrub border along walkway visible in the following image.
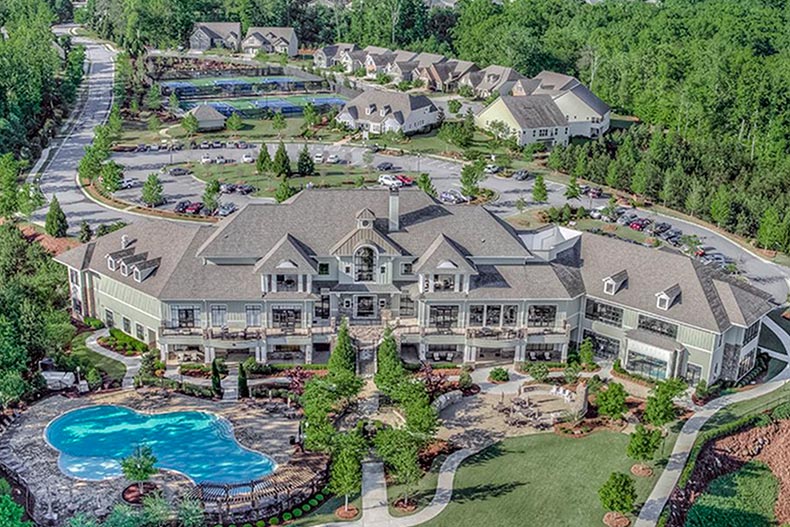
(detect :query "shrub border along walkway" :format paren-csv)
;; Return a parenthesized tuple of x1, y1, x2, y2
(85, 329, 141, 389)
(634, 319, 790, 527)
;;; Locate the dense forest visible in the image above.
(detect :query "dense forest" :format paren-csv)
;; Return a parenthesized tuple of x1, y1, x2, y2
(0, 0, 85, 160)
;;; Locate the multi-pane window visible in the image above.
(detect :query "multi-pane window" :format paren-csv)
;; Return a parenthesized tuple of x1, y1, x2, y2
(399, 297, 415, 317)
(738, 349, 757, 379)
(354, 247, 376, 282)
(528, 305, 557, 327)
(626, 350, 667, 380)
(401, 262, 414, 275)
(469, 305, 485, 326)
(122, 317, 131, 334)
(275, 274, 298, 292)
(585, 300, 623, 327)
(432, 274, 455, 291)
(210, 305, 227, 327)
(503, 305, 518, 326)
(429, 306, 459, 328)
(105, 309, 114, 328)
(72, 298, 82, 315)
(135, 323, 145, 341)
(314, 296, 330, 320)
(638, 315, 678, 339)
(246, 305, 262, 327)
(582, 330, 621, 360)
(272, 308, 301, 327)
(69, 269, 79, 285)
(176, 307, 198, 328)
(485, 305, 501, 326)
(744, 321, 760, 344)
(318, 263, 330, 275)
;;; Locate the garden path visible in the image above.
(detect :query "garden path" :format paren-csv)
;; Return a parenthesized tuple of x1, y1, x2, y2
(85, 329, 140, 389)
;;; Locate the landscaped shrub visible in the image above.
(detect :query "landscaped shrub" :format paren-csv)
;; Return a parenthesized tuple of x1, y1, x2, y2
(308, 498, 318, 507)
(458, 370, 473, 391)
(268, 518, 279, 526)
(301, 504, 311, 512)
(489, 367, 509, 382)
(771, 402, 790, 421)
(83, 316, 104, 329)
(242, 523, 252, 527)
(282, 512, 292, 521)
(292, 508, 303, 517)
(315, 493, 324, 501)
(99, 328, 148, 355)
(179, 362, 213, 378)
(256, 521, 265, 527)
(0, 478, 11, 496)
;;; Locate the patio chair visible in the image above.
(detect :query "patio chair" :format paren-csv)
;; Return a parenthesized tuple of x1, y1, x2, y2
(544, 352, 552, 361)
(446, 353, 454, 362)
(433, 353, 442, 362)
(530, 352, 538, 361)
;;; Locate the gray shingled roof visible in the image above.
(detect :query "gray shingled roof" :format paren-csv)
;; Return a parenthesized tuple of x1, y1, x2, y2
(497, 95, 568, 129)
(340, 91, 437, 125)
(193, 22, 241, 40)
(254, 234, 316, 274)
(413, 234, 477, 275)
(625, 328, 683, 351)
(188, 104, 227, 122)
(245, 27, 295, 44)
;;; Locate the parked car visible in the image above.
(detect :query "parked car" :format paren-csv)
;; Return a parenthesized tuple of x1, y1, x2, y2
(579, 184, 591, 195)
(149, 144, 160, 152)
(211, 140, 223, 149)
(120, 178, 136, 190)
(666, 235, 683, 247)
(111, 144, 137, 152)
(617, 213, 638, 226)
(216, 202, 238, 217)
(201, 153, 212, 164)
(135, 144, 148, 152)
(185, 202, 204, 214)
(513, 169, 530, 181)
(659, 228, 682, 240)
(215, 155, 226, 164)
(241, 153, 254, 164)
(589, 187, 603, 199)
(647, 222, 671, 235)
(484, 164, 500, 174)
(236, 141, 248, 149)
(169, 167, 191, 177)
(378, 174, 403, 187)
(376, 162, 394, 171)
(199, 141, 210, 149)
(629, 218, 651, 231)
(220, 183, 237, 194)
(395, 174, 414, 186)
(313, 152, 324, 163)
(589, 206, 607, 220)
(174, 200, 191, 213)
(236, 184, 256, 195)
(439, 189, 471, 204)
(367, 144, 381, 153)
(327, 154, 340, 164)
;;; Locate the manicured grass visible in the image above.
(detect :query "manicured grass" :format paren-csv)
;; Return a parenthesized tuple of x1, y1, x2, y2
(421, 431, 675, 527)
(685, 460, 778, 527)
(69, 332, 126, 383)
(187, 161, 409, 198)
(573, 218, 656, 245)
(701, 382, 790, 432)
(759, 324, 786, 355)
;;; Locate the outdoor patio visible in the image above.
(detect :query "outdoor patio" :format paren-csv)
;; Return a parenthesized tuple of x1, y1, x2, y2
(0, 390, 299, 526)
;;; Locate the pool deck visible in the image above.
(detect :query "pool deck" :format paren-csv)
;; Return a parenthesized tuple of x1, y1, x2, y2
(0, 389, 298, 526)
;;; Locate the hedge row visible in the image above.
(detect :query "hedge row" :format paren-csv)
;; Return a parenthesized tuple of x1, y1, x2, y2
(136, 375, 215, 399)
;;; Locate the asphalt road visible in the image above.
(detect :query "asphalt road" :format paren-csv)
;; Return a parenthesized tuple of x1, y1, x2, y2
(36, 27, 790, 302)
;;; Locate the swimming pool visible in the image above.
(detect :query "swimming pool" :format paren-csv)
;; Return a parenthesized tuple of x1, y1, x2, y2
(45, 405, 276, 483)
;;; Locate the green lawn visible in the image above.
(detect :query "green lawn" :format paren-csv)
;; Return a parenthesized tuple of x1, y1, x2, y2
(187, 161, 413, 198)
(69, 332, 126, 383)
(685, 461, 778, 527)
(574, 218, 656, 245)
(420, 431, 675, 527)
(387, 454, 446, 517)
(701, 382, 790, 432)
(289, 494, 361, 526)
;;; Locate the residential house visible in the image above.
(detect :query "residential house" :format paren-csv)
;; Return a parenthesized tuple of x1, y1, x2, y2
(416, 60, 478, 92)
(313, 43, 360, 69)
(241, 27, 298, 57)
(186, 104, 227, 131)
(459, 65, 527, 98)
(474, 95, 570, 147)
(56, 188, 774, 386)
(189, 22, 242, 52)
(335, 91, 440, 135)
(512, 71, 610, 139)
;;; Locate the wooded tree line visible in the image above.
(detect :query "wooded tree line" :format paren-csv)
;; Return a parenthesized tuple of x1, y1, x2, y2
(0, 0, 84, 160)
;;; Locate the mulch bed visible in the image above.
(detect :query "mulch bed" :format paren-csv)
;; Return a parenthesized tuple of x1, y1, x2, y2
(665, 418, 790, 526)
(555, 417, 626, 438)
(418, 439, 457, 471)
(0, 220, 80, 255)
(630, 464, 653, 478)
(393, 498, 417, 513)
(122, 482, 160, 505)
(335, 505, 359, 520)
(603, 511, 631, 527)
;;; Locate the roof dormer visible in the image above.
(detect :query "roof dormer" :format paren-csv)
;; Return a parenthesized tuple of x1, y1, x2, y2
(366, 104, 376, 115)
(603, 270, 628, 296)
(356, 208, 376, 229)
(380, 105, 391, 117)
(656, 284, 681, 311)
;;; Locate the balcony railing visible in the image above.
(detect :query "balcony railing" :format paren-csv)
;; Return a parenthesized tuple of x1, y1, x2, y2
(160, 324, 203, 337)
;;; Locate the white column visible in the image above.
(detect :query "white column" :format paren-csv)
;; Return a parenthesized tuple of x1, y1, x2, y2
(298, 275, 304, 292)
(560, 342, 569, 362)
(271, 276, 277, 292)
(514, 342, 526, 363)
(160, 343, 168, 362)
(463, 344, 476, 363)
(418, 341, 427, 361)
(204, 346, 215, 364)
(304, 343, 313, 364)
(306, 275, 312, 293)
(454, 274, 460, 293)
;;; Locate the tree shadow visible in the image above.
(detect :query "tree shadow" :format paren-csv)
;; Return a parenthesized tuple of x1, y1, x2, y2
(450, 480, 524, 504)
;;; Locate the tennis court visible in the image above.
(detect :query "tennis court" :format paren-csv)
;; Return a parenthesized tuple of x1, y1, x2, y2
(161, 76, 326, 98)
(181, 94, 346, 118)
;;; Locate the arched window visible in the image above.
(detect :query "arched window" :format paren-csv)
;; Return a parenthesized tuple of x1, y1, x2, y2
(354, 246, 376, 282)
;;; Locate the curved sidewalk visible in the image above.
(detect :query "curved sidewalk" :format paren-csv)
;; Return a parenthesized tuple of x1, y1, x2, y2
(635, 319, 790, 526)
(85, 329, 141, 389)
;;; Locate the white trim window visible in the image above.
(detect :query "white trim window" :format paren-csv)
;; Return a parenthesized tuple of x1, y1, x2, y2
(246, 305, 262, 327)
(210, 305, 228, 327)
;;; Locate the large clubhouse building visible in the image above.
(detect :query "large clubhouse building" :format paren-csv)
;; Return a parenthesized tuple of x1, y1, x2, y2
(56, 188, 773, 386)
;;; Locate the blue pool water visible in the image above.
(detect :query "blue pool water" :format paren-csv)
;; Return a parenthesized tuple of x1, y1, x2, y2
(46, 405, 276, 483)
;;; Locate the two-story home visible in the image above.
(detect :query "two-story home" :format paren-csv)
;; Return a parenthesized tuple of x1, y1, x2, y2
(313, 43, 360, 69)
(189, 22, 242, 52)
(458, 65, 527, 98)
(56, 188, 774, 386)
(416, 60, 478, 92)
(241, 27, 298, 57)
(474, 95, 571, 147)
(335, 91, 440, 136)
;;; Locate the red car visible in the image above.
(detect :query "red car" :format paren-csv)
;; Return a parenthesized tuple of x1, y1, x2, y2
(395, 174, 414, 186)
(629, 219, 651, 231)
(185, 202, 204, 215)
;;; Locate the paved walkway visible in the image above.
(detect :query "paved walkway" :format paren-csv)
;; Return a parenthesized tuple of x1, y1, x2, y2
(84, 329, 141, 389)
(634, 319, 790, 526)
